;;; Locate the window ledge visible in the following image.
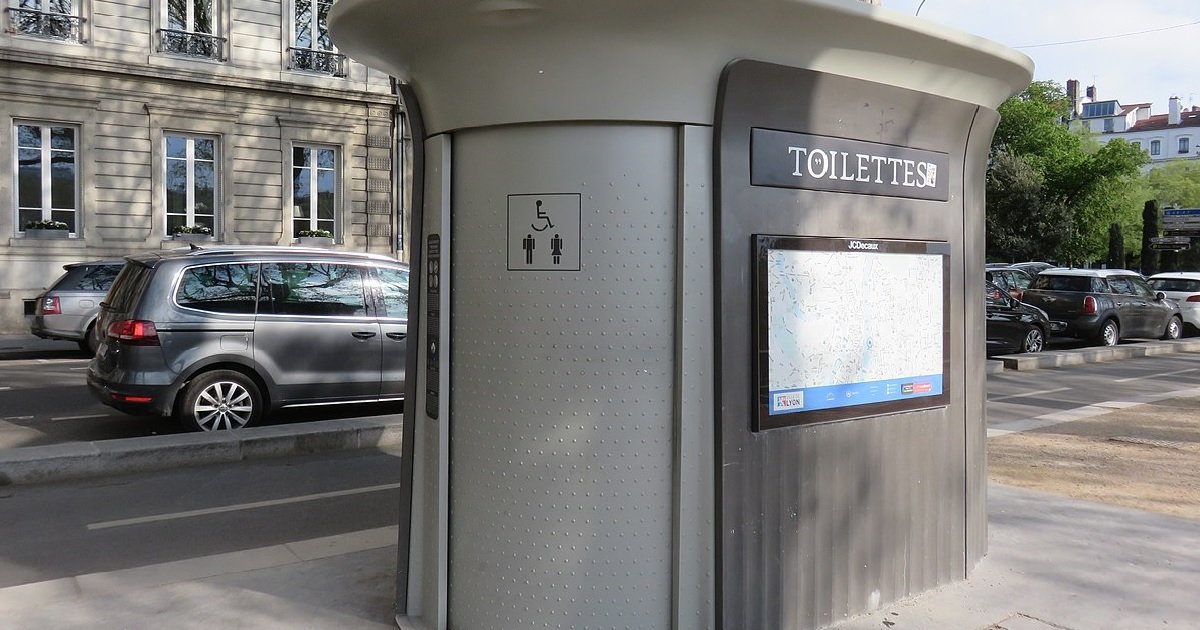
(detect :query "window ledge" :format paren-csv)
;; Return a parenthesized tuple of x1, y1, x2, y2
(8, 236, 86, 248)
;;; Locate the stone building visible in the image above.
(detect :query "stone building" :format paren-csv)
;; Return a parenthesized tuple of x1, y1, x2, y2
(0, 0, 404, 333)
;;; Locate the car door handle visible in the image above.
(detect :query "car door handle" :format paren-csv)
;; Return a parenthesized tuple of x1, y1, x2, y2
(386, 332, 407, 341)
(352, 331, 377, 339)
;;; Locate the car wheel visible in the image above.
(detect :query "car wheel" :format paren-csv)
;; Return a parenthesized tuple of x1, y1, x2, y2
(77, 323, 100, 356)
(1022, 327, 1045, 353)
(179, 369, 262, 431)
(1162, 316, 1183, 341)
(1098, 319, 1120, 347)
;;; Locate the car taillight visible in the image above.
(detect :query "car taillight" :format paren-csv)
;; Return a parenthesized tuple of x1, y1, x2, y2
(106, 320, 160, 346)
(1188, 295, 1200, 303)
(1082, 295, 1098, 315)
(39, 296, 61, 316)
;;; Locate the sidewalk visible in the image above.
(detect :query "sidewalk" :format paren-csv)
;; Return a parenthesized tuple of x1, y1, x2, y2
(1, 481, 1196, 629)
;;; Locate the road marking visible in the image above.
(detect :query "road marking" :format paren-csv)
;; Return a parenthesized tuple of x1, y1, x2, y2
(1113, 367, 1200, 383)
(0, 416, 34, 421)
(50, 414, 110, 422)
(0, 386, 11, 391)
(69, 367, 89, 371)
(87, 483, 403, 530)
(988, 387, 1070, 403)
(0, 525, 397, 612)
(989, 386, 1200, 437)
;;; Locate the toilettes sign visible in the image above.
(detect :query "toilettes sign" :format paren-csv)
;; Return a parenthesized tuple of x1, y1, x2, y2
(751, 128, 949, 201)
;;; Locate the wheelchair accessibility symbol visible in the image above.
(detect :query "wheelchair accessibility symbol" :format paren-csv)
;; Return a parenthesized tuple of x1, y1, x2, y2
(508, 193, 581, 271)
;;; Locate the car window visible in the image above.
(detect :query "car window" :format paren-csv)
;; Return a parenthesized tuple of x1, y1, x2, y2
(1150, 278, 1200, 293)
(176, 264, 260, 314)
(1030, 275, 1093, 292)
(1127, 276, 1156, 298)
(985, 283, 1007, 307)
(56, 264, 122, 292)
(1009, 271, 1032, 289)
(261, 262, 367, 317)
(1105, 277, 1137, 296)
(376, 267, 409, 319)
(104, 263, 154, 312)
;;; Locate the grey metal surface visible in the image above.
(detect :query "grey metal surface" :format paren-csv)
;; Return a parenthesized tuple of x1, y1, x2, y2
(397, 134, 451, 630)
(448, 123, 676, 629)
(674, 125, 717, 630)
(330, 0, 1032, 136)
(714, 61, 987, 629)
(963, 107, 1000, 566)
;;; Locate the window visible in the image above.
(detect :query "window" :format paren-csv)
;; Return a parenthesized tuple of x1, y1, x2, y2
(58, 264, 122, 291)
(260, 263, 367, 317)
(159, 0, 223, 60)
(292, 145, 337, 237)
(7, 0, 85, 42)
(288, 0, 346, 76)
(1132, 141, 1142, 151)
(176, 264, 259, 314)
(376, 267, 409, 319)
(1181, 137, 1191, 154)
(165, 133, 218, 236)
(1103, 119, 1114, 133)
(1081, 120, 1091, 131)
(1151, 140, 1161, 156)
(15, 122, 78, 234)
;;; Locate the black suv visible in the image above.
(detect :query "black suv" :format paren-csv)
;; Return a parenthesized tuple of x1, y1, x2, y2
(87, 247, 409, 431)
(1020, 269, 1182, 346)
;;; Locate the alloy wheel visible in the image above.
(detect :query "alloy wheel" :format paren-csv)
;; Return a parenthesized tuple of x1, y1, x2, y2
(192, 380, 255, 430)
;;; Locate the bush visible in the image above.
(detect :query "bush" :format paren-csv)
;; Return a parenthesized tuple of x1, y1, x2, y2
(172, 225, 212, 235)
(24, 220, 69, 231)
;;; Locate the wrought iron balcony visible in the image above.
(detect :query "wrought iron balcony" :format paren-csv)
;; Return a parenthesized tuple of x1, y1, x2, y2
(288, 47, 348, 78)
(158, 28, 225, 61)
(6, 7, 85, 42)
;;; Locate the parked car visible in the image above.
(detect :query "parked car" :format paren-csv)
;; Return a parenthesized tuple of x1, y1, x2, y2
(985, 280, 1054, 354)
(1147, 272, 1200, 335)
(31, 260, 125, 354)
(87, 246, 409, 431)
(1009, 261, 1058, 277)
(1020, 269, 1182, 346)
(985, 266, 1034, 300)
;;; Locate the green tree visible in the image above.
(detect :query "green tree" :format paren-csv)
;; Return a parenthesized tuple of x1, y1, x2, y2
(988, 81, 1148, 264)
(1143, 161, 1200, 209)
(1107, 223, 1124, 268)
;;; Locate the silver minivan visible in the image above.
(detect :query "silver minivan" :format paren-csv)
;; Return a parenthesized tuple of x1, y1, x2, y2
(87, 246, 408, 431)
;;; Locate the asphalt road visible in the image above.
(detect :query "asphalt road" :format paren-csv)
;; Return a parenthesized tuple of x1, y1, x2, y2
(0, 348, 1198, 609)
(0, 447, 402, 590)
(0, 351, 403, 449)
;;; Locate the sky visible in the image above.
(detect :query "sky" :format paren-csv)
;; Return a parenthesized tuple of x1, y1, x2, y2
(883, 0, 1199, 113)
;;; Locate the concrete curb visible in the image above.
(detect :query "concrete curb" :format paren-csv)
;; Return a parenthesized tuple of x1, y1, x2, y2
(991, 338, 1200, 371)
(0, 416, 403, 486)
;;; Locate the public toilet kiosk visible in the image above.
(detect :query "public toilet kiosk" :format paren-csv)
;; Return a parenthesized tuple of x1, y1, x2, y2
(329, 1, 1033, 628)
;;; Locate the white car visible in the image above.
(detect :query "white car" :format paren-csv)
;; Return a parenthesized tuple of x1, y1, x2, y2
(1148, 272, 1200, 335)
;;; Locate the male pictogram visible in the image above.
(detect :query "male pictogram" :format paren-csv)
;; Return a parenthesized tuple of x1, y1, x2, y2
(522, 233, 536, 264)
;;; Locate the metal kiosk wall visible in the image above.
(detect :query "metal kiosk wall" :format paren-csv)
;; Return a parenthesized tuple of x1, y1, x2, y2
(329, 1, 1033, 628)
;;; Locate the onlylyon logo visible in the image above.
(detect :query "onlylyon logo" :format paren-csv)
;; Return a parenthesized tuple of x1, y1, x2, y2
(848, 240, 880, 251)
(773, 391, 805, 411)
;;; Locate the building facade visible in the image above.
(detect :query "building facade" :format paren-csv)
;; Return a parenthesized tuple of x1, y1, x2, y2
(1066, 80, 1200, 168)
(0, 0, 405, 333)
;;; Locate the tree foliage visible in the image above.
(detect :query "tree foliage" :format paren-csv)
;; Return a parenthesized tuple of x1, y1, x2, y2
(1143, 161, 1200, 209)
(987, 80, 1148, 264)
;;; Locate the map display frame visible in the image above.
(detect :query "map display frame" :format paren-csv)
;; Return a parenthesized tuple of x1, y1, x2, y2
(753, 235, 950, 431)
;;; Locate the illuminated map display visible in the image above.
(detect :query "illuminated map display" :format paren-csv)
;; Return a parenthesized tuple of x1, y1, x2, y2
(754, 235, 950, 430)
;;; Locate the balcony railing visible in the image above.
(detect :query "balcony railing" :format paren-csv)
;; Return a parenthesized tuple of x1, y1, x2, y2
(158, 28, 225, 61)
(6, 7, 85, 42)
(288, 47, 347, 78)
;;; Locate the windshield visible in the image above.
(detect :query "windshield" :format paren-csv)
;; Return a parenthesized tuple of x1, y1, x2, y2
(1149, 278, 1200, 293)
(103, 263, 153, 313)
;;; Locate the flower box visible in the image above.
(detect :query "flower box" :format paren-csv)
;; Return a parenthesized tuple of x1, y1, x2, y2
(172, 233, 214, 242)
(23, 228, 70, 239)
(295, 236, 335, 247)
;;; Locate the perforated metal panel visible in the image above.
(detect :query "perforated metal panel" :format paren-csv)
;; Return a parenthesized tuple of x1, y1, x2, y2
(449, 123, 676, 629)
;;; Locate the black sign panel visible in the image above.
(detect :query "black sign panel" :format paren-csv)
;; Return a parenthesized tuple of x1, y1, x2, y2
(751, 128, 950, 201)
